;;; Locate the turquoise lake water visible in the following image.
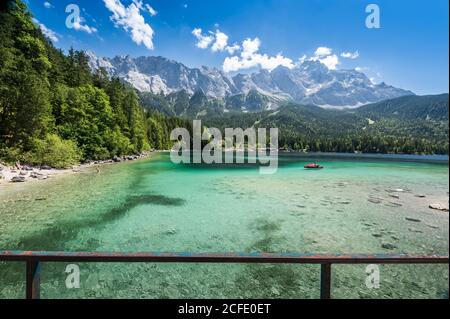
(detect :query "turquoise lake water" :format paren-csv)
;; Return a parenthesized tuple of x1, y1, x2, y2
(0, 153, 448, 299)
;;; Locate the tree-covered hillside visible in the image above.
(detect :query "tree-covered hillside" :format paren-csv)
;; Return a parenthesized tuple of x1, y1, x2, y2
(356, 94, 449, 121)
(200, 96, 449, 154)
(138, 86, 449, 155)
(0, 0, 188, 167)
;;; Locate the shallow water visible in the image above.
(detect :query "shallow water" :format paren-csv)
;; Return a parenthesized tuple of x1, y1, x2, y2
(0, 153, 448, 299)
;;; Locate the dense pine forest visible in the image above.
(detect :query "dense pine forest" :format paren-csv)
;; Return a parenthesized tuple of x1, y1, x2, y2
(141, 91, 449, 155)
(0, 1, 188, 168)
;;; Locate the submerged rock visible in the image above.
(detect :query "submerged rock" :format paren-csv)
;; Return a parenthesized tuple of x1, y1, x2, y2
(10, 176, 26, 183)
(381, 243, 397, 250)
(30, 172, 41, 178)
(405, 217, 421, 223)
(337, 182, 349, 187)
(429, 203, 449, 212)
(164, 228, 177, 235)
(385, 202, 402, 207)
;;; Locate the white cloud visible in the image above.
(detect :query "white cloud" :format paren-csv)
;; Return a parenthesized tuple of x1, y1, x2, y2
(73, 18, 98, 34)
(241, 38, 260, 58)
(32, 18, 59, 42)
(223, 37, 294, 72)
(192, 28, 239, 54)
(192, 30, 294, 72)
(211, 30, 229, 52)
(68, 8, 98, 34)
(145, 4, 157, 16)
(192, 28, 357, 73)
(300, 48, 358, 70)
(43, 2, 53, 9)
(192, 28, 214, 49)
(103, 0, 155, 50)
(307, 47, 340, 70)
(341, 51, 360, 59)
(226, 43, 240, 55)
(314, 47, 332, 57)
(317, 54, 339, 70)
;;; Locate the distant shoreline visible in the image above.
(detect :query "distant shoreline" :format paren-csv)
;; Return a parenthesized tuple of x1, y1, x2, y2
(276, 151, 449, 162)
(163, 150, 450, 164)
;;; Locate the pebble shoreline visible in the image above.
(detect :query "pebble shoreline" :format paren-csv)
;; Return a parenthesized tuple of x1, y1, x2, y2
(0, 152, 155, 186)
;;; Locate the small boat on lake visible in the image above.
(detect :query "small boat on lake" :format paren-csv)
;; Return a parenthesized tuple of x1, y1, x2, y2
(304, 163, 324, 169)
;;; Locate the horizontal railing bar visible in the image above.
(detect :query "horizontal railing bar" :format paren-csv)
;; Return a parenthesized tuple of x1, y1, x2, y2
(0, 251, 448, 264)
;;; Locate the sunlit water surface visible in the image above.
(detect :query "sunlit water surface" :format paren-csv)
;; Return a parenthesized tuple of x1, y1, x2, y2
(0, 153, 448, 299)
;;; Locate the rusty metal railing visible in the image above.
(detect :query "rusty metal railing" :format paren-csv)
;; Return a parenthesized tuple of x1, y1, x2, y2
(0, 251, 448, 299)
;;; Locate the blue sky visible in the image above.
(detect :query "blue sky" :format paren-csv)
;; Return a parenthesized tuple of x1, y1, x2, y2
(27, 0, 449, 95)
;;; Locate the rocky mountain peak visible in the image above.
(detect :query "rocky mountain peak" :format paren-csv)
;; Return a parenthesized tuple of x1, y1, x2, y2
(86, 50, 414, 110)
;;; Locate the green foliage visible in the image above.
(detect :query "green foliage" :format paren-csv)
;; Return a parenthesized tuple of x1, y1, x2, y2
(0, 0, 52, 150)
(28, 134, 81, 168)
(0, 0, 187, 166)
(140, 89, 448, 155)
(357, 94, 449, 121)
(56, 84, 115, 159)
(202, 98, 449, 155)
(146, 112, 192, 150)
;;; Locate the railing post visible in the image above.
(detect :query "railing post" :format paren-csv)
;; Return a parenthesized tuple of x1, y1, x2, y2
(320, 263, 332, 299)
(26, 259, 41, 299)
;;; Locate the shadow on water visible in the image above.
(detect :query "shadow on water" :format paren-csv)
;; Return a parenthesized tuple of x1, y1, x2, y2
(0, 193, 185, 290)
(13, 194, 185, 251)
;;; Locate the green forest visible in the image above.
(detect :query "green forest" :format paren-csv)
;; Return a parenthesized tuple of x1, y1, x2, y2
(0, 1, 188, 168)
(143, 92, 449, 155)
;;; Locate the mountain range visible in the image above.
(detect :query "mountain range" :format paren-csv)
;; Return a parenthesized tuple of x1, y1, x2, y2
(86, 51, 414, 110)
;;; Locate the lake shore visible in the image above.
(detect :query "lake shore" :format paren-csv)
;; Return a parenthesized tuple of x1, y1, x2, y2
(0, 151, 157, 187)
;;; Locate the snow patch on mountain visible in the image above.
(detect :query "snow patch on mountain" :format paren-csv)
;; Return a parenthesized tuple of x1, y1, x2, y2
(86, 51, 414, 109)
